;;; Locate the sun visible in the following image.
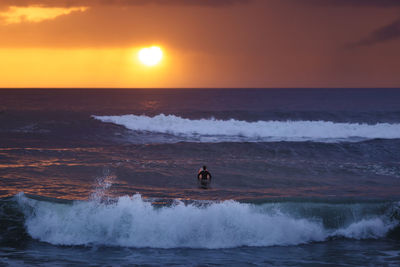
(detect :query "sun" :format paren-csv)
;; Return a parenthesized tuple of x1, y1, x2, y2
(138, 46, 163, 66)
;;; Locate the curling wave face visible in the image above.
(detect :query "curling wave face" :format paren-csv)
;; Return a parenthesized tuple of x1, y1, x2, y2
(14, 193, 399, 248)
(93, 114, 400, 143)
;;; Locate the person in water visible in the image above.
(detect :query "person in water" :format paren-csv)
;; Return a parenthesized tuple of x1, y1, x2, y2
(198, 165, 212, 183)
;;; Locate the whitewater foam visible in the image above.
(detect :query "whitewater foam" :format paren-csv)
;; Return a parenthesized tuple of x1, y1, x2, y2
(93, 114, 400, 143)
(16, 194, 396, 248)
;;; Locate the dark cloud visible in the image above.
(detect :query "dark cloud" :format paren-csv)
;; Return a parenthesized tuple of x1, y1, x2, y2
(297, 0, 400, 7)
(349, 18, 400, 48)
(0, 0, 251, 8)
(294, 0, 400, 48)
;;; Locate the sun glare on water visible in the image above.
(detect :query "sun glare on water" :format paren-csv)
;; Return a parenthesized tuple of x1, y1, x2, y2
(138, 46, 163, 66)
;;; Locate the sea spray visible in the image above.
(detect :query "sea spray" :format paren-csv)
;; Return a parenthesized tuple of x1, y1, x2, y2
(90, 168, 117, 202)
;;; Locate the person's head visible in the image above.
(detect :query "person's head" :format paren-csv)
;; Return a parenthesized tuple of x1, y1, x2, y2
(203, 165, 207, 170)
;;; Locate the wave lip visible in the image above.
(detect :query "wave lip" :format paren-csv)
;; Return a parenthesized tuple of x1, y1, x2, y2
(15, 194, 398, 249)
(93, 114, 400, 143)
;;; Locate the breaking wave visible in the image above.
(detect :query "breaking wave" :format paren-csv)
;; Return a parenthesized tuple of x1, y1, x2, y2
(93, 114, 400, 143)
(11, 193, 399, 248)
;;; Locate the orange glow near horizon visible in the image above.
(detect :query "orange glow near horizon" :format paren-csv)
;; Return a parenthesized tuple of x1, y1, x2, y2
(0, 6, 88, 24)
(0, 47, 188, 88)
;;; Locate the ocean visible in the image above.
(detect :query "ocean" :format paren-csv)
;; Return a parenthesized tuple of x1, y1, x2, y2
(1, 88, 400, 266)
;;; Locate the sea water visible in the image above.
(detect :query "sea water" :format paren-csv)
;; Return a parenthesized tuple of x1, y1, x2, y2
(1, 88, 400, 266)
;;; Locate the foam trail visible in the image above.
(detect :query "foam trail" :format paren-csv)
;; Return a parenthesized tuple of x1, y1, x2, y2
(16, 194, 396, 248)
(93, 114, 400, 142)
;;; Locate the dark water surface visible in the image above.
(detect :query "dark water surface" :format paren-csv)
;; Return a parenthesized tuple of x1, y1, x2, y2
(1, 88, 400, 266)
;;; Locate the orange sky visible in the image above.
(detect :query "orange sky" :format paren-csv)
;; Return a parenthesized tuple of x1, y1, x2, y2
(0, 0, 400, 88)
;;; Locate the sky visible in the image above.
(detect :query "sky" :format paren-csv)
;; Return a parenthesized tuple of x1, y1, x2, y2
(0, 0, 399, 88)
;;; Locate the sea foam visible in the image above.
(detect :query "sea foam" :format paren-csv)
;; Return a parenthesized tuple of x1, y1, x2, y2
(93, 114, 400, 143)
(16, 193, 395, 248)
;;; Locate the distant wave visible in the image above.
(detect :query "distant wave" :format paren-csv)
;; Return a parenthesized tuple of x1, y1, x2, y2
(93, 114, 400, 142)
(14, 193, 398, 248)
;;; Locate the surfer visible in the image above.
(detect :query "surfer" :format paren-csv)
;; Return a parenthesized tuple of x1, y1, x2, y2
(197, 165, 211, 188)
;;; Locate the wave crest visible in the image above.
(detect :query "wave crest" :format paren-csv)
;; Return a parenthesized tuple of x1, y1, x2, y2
(93, 114, 400, 143)
(16, 194, 397, 248)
